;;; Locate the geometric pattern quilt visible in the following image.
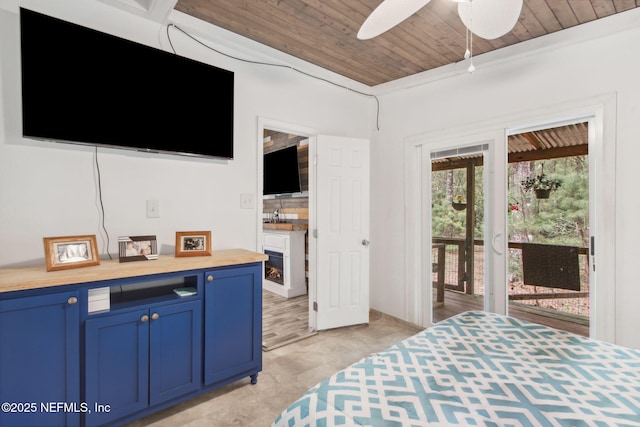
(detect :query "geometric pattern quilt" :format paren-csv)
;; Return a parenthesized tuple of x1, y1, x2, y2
(272, 311, 640, 426)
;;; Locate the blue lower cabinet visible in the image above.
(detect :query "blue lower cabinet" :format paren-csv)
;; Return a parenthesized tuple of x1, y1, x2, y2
(204, 264, 262, 386)
(0, 291, 80, 427)
(0, 258, 263, 427)
(84, 300, 201, 426)
(149, 301, 201, 406)
(85, 308, 149, 426)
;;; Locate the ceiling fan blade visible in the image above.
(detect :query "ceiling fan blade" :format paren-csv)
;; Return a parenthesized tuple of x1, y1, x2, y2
(357, 0, 432, 40)
(458, 0, 523, 40)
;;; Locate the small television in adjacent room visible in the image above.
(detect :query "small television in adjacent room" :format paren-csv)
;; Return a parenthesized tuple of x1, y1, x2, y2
(263, 145, 301, 196)
(19, 8, 234, 159)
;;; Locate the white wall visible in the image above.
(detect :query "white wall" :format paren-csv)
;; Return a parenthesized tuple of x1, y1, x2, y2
(3, 0, 640, 350)
(369, 12, 640, 349)
(0, 1, 372, 267)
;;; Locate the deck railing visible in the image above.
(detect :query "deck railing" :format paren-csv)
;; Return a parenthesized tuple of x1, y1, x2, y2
(432, 237, 590, 317)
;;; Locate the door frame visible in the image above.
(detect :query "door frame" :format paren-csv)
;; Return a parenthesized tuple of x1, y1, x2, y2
(404, 94, 617, 343)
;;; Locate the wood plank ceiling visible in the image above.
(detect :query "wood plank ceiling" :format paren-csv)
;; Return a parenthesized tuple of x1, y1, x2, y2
(174, 0, 639, 86)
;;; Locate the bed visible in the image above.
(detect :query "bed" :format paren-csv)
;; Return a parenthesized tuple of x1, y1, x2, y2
(271, 311, 640, 426)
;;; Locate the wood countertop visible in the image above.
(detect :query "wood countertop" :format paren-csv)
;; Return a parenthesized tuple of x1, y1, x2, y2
(0, 249, 268, 294)
(262, 223, 309, 231)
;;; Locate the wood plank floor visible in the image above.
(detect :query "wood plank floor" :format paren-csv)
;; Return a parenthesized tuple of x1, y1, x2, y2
(262, 290, 317, 351)
(263, 288, 589, 353)
(434, 290, 590, 337)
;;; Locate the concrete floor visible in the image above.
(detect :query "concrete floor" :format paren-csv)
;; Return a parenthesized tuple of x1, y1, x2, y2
(125, 311, 422, 427)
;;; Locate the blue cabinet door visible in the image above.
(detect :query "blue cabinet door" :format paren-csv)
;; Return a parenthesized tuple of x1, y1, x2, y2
(85, 300, 202, 425)
(203, 263, 262, 386)
(85, 308, 149, 426)
(0, 291, 80, 427)
(149, 300, 202, 405)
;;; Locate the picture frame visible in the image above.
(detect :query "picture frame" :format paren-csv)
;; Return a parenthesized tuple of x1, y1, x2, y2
(43, 235, 100, 272)
(175, 231, 212, 257)
(118, 235, 158, 262)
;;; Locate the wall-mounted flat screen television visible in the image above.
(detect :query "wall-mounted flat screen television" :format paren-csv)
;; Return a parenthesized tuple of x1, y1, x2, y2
(20, 8, 234, 159)
(263, 145, 301, 196)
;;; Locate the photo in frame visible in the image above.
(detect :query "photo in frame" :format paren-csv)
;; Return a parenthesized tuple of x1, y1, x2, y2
(43, 235, 100, 272)
(118, 235, 158, 262)
(175, 231, 212, 257)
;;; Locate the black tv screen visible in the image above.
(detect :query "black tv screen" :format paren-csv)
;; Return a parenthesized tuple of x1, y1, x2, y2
(263, 146, 301, 195)
(20, 8, 234, 159)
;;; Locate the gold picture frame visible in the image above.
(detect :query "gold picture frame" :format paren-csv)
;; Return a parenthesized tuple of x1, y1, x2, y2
(175, 231, 212, 257)
(43, 235, 100, 272)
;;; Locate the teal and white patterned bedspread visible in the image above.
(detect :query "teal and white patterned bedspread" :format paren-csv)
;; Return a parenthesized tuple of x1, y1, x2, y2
(272, 311, 640, 426)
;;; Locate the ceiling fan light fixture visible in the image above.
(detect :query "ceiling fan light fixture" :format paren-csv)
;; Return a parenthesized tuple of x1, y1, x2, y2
(458, 0, 523, 40)
(357, 0, 432, 40)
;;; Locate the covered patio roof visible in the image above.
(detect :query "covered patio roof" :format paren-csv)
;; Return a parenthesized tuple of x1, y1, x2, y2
(432, 121, 588, 171)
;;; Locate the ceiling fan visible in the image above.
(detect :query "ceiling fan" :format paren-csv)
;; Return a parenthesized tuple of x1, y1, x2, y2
(358, 0, 523, 71)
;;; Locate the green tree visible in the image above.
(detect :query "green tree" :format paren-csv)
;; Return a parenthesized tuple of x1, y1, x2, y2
(509, 157, 588, 248)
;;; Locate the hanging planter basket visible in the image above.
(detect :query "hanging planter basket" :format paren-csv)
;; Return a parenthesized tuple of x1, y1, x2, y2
(534, 189, 551, 199)
(452, 202, 467, 211)
(521, 171, 561, 200)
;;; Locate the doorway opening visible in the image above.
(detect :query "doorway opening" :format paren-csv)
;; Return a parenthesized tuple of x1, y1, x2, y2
(261, 128, 315, 351)
(258, 124, 371, 344)
(431, 148, 487, 324)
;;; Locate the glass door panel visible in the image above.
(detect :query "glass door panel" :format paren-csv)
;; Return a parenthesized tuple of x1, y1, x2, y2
(431, 155, 485, 323)
(507, 125, 590, 336)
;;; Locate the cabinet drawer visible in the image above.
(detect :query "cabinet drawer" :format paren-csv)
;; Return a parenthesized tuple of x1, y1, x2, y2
(264, 234, 287, 251)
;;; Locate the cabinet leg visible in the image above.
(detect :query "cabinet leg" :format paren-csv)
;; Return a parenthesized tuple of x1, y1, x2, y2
(250, 373, 259, 385)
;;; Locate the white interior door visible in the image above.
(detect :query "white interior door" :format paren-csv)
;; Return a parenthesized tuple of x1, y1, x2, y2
(313, 135, 370, 330)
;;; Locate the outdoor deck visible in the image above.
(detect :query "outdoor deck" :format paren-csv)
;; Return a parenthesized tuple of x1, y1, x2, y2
(433, 290, 589, 337)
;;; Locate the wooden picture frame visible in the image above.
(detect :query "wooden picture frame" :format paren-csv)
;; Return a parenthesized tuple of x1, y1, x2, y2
(118, 235, 158, 262)
(175, 231, 212, 257)
(43, 235, 100, 272)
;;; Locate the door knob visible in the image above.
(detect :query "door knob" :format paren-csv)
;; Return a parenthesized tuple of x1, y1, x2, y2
(151, 313, 160, 321)
(362, 239, 370, 247)
(140, 315, 149, 323)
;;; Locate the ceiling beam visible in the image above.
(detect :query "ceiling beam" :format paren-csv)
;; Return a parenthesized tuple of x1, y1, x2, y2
(508, 144, 588, 163)
(431, 144, 588, 171)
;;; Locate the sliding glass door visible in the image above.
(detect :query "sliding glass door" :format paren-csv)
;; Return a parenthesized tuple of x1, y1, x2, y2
(506, 122, 591, 336)
(425, 132, 507, 325)
(431, 152, 486, 323)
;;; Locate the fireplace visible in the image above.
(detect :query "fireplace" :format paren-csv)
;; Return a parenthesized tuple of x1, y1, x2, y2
(264, 249, 284, 285)
(263, 230, 307, 298)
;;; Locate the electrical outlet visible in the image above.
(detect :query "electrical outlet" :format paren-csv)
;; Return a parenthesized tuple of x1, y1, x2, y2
(240, 193, 254, 209)
(146, 200, 160, 218)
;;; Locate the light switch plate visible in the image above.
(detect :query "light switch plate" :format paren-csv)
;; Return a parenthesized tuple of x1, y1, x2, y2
(146, 200, 160, 218)
(240, 193, 254, 209)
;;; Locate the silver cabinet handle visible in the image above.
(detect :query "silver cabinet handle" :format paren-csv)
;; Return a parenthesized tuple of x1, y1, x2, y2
(362, 239, 370, 247)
